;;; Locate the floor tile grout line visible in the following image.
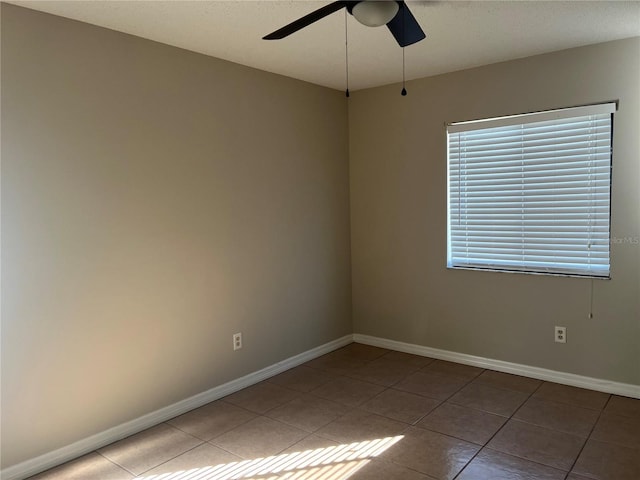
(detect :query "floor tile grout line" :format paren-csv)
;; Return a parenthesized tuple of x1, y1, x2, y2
(264, 403, 353, 436)
(481, 446, 574, 475)
(417, 362, 485, 382)
(375, 454, 441, 480)
(94, 450, 138, 478)
(265, 367, 339, 393)
(338, 358, 481, 423)
(408, 406, 503, 446)
(398, 391, 448, 427)
(132, 436, 206, 478)
(564, 392, 613, 477)
(506, 385, 607, 439)
(303, 349, 491, 394)
(527, 391, 610, 413)
(517, 395, 610, 417)
(364, 364, 491, 479)
(466, 371, 544, 397)
(508, 379, 546, 419)
(169, 400, 259, 443)
(466, 380, 617, 478)
(93, 423, 206, 479)
(168, 392, 324, 470)
(451, 374, 546, 480)
(402, 363, 486, 400)
(297, 350, 421, 441)
(341, 365, 424, 387)
(304, 353, 491, 428)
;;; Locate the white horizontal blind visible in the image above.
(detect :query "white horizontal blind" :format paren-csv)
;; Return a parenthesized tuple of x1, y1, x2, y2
(447, 103, 614, 277)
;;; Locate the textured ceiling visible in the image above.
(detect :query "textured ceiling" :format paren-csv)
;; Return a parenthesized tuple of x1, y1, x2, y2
(7, 0, 640, 91)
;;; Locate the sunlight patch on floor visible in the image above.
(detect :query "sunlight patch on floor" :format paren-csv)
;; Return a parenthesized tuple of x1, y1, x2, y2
(136, 435, 404, 480)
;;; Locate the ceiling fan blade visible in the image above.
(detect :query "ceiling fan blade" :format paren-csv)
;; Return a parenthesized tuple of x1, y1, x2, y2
(263, 1, 351, 40)
(386, 1, 426, 47)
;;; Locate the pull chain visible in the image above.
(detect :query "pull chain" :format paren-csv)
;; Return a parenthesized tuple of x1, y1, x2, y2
(401, 3, 407, 96)
(401, 46, 407, 96)
(589, 278, 594, 319)
(345, 9, 350, 98)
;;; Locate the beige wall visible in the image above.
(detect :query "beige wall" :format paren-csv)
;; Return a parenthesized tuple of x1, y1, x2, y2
(350, 38, 640, 385)
(3, 1, 640, 473)
(1, 4, 351, 468)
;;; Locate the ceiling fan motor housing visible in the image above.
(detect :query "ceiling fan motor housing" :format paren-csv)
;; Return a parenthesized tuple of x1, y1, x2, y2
(350, 1, 400, 27)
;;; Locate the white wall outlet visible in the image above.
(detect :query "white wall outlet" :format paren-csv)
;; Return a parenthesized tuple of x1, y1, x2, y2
(233, 333, 242, 351)
(554, 326, 567, 343)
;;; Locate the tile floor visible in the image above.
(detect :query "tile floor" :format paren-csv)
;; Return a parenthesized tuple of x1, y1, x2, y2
(28, 343, 640, 480)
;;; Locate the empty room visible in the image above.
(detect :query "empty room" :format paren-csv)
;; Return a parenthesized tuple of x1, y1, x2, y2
(1, 1, 639, 479)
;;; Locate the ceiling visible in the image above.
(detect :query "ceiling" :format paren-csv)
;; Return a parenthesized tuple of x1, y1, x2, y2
(7, 0, 640, 91)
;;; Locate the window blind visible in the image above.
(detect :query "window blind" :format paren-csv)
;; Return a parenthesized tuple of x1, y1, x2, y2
(447, 103, 615, 278)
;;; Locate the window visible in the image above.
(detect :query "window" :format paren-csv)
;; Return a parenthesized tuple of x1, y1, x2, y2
(447, 102, 615, 278)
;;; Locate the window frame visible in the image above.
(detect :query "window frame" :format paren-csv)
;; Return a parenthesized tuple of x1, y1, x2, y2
(446, 102, 616, 279)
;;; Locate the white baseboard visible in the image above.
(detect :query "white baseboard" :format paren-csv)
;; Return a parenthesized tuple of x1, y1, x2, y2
(354, 333, 640, 399)
(0, 334, 354, 480)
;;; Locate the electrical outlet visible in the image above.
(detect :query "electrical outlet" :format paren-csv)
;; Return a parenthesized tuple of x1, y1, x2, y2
(233, 333, 242, 351)
(554, 326, 567, 344)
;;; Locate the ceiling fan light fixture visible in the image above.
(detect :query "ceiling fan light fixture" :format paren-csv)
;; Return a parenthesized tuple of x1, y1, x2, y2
(352, 1, 399, 27)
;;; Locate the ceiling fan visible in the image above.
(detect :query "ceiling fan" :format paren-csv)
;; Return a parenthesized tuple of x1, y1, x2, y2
(264, 1, 426, 47)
